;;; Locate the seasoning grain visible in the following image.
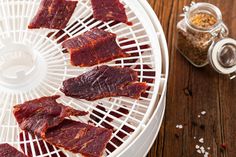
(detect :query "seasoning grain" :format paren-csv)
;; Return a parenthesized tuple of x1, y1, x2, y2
(189, 13, 217, 29)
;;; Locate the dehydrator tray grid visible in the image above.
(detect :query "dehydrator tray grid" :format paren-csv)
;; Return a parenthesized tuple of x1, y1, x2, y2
(0, 0, 163, 156)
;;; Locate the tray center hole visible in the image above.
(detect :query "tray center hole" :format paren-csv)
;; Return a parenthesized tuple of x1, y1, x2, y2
(0, 43, 38, 85)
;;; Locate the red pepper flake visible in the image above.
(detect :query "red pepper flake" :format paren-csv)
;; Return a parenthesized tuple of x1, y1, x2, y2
(221, 143, 227, 149)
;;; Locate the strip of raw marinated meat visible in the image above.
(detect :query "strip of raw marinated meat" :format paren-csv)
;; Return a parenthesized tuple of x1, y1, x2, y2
(61, 65, 148, 101)
(91, 0, 132, 25)
(28, 0, 77, 29)
(0, 143, 27, 157)
(45, 119, 112, 157)
(121, 82, 148, 99)
(13, 95, 88, 138)
(62, 28, 129, 67)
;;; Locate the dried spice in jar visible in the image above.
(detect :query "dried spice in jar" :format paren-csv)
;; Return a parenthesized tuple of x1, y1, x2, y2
(189, 13, 217, 29)
(177, 2, 228, 67)
(176, 2, 236, 79)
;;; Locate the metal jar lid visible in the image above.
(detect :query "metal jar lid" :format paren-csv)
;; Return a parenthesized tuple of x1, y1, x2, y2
(208, 38, 236, 79)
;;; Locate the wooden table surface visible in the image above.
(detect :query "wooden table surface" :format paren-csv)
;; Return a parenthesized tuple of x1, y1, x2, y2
(147, 0, 236, 157)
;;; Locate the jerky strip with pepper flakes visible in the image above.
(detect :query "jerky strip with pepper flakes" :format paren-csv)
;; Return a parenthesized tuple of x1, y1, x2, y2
(45, 119, 112, 157)
(13, 95, 88, 138)
(28, 0, 77, 29)
(91, 0, 132, 25)
(0, 144, 27, 157)
(61, 65, 148, 101)
(62, 28, 129, 67)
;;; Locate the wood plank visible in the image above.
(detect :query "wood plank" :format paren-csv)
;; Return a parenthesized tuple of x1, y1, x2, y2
(147, 0, 236, 157)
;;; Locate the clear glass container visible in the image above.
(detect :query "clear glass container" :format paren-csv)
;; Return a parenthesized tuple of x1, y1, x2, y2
(177, 2, 228, 67)
(176, 2, 236, 79)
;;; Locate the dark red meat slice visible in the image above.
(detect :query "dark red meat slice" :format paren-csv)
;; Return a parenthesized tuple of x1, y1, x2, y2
(61, 65, 148, 101)
(91, 0, 131, 25)
(121, 82, 148, 99)
(14, 96, 111, 157)
(19, 132, 66, 157)
(28, 0, 77, 29)
(45, 119, 112, 157)
(13, 95, 88, 137)
(62, 28, 129, 67)
(89, 105, 134, 153)
(0, 144, 26, 157)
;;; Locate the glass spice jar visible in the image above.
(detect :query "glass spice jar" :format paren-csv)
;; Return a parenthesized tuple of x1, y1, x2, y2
(177, 2, 236, 79)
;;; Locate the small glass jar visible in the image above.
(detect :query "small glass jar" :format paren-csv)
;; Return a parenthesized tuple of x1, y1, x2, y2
(176, 2, 236, 79)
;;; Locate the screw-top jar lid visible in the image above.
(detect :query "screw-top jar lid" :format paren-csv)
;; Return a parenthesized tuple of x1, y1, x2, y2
(209, 38, 236, 79)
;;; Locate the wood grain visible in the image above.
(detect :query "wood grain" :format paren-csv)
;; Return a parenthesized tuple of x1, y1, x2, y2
(147, 0, 236, 157)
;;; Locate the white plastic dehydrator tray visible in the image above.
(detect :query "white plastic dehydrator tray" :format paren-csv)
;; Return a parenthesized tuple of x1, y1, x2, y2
(0, 0, 169, 157)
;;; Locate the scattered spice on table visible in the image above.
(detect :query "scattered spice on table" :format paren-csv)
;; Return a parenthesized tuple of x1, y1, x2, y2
(201, 111, 207, 115)
(176, 124, 183, 129)
(196, 145, 200, 149)
(200, 124, 206, 130)
(176, 109, 212, 157)
(199, 138, 204, 144)
(183, 87, 193, 96)
(195, 142, 210, 157)
(198, 110, 207, 118)
(221, 143, 227, 150)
